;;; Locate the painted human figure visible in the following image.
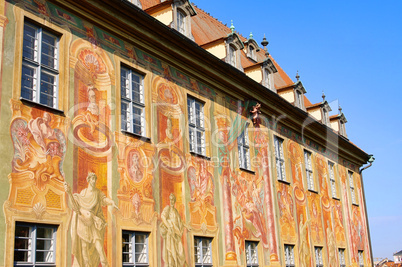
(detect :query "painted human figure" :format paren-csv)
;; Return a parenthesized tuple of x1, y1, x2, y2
(28, 112, 56, 152)
(128, 151, 143, 182)
(64, 172, 118, 267)
(326, 224, 337, 267)
(87, 86, 99, 116)
(298, 214, 310, 267)
(160, 193, 190, 267)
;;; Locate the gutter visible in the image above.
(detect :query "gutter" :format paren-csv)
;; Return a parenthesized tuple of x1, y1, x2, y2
(359, 155, 375, 266)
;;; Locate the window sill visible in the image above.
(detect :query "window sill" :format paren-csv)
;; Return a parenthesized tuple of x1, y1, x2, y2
(190, 151, 210, 160)
(308, 189, 319, 194)
(332, 197, 341, 201)
(239, 167, 255, 175)
(121, 130, 151, 143)
(277, 179, 290, 185)
(352, 202, 359, 207)
(20, 97, 65, 115)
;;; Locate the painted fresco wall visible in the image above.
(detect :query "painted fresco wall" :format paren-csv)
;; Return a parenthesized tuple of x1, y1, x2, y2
(0, 0, 372, 266)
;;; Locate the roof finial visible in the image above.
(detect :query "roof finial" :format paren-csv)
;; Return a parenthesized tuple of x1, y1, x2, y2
(296, 70, 300, 81)
(249, 32, 253, 40)
(230, 20, 235, 33)
(261, 34, 269, 58)
(338, 105, 342, 114)
(322, 91, 326, 101)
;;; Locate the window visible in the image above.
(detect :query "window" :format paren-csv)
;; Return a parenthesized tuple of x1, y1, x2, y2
(263, 68, 272, 89)
(284, 245, 295, 267)
(328, 161, 337, 198)
(122, 231, 149, 267)
(245, 241, 258, 267)
(228, 45, 236, 67)
(338, 248, 346, 267)
(348, 171, 357, 205)
(177, 10, 186, 34)
(194, 236, 212, 267)
(314, 247, 324, 267)
(274, 136, 286, 181)
(14, 222, 57, 266)
(295, 90, 303, 109)
(358, 250, 364, 267)
(322, 108, 329, 126)
(304, 150, 314, 191)
(121, 66, 145, 136)
(21, 22, 59, 108)
(238, 126, 251, 170)
(339, 121, 346, 136)
(188, 96, 206, 156)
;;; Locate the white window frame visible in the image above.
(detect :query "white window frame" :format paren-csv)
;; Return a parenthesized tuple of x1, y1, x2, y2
(194, 236, 213, 267)
(348, 171, 357, 205)
(274, 136, 286, 181)
(338, 248, 346, 267)
(358, 250, 364, 267)
(228, 45, 236, 67)
(314, 246, 324, 267)
(284, 244, 295, 267)
(245, 241, 259, 267)
(121, 66, 146, 136)
(14, 222, 57, 266)
(328, 161, 338, 198)
(122, 231, 149, 267)
(263, 68, 272, 89)
(322, 108, 329, 126)
(295, 89, 304, 109)
(188, 96, 206, 156)
(238, 125, 251, 170)
(304, 150, 314, 191)
(177, 9, 186, 34)
(21, 22, 59, 109)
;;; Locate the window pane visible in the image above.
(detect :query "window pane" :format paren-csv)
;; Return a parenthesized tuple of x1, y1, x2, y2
(21, 65, 36, 101)
(36, 227, 54, 239)
(14, 238, 30, 250)
(23, 24, 37, 61)
(36, 250, 54, 263)
(41, 32, 57, 69)
(14, 250, 29, 262)
(15, 225, 30, 238)
(40, 72, 56, 107)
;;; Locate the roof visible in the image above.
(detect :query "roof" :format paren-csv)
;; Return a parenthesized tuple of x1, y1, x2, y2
(394, 250, 402, 256)
(139, 0, 162, 10)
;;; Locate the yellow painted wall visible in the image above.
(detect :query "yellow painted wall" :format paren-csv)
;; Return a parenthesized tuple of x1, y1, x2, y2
(245, 67, 262, 84)
(279, 90, 295, 103)
(153, 8, 172, 26)
(205, 43, 226, 60)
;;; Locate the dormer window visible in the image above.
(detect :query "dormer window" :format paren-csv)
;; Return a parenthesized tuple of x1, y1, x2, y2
(249, 45, 255, 58)
(228, 45, 236, 67)
(263, 68, 272, 89)
(295, 90, 303, 109)
(293, 81, 306, 110)
(322, 108, 329, 126)
(177, 10, 186, 34)
(172, 0, 197, 39)
(339, 121, 346, 136)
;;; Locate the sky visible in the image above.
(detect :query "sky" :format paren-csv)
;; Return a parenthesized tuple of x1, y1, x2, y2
(195, 0, 402, 260)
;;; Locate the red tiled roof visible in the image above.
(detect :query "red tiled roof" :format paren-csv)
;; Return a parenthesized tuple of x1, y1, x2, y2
(191, 6, 232, 46)
(139, 0, 162, 10)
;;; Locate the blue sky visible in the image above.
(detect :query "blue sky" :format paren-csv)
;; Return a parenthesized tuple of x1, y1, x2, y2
(195, 0, 402, 260)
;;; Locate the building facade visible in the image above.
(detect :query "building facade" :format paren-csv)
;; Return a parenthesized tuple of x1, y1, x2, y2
(0, 0, 373, 266)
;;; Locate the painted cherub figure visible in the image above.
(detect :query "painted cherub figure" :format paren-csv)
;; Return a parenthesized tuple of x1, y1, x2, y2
(250, 103, 261, 127)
